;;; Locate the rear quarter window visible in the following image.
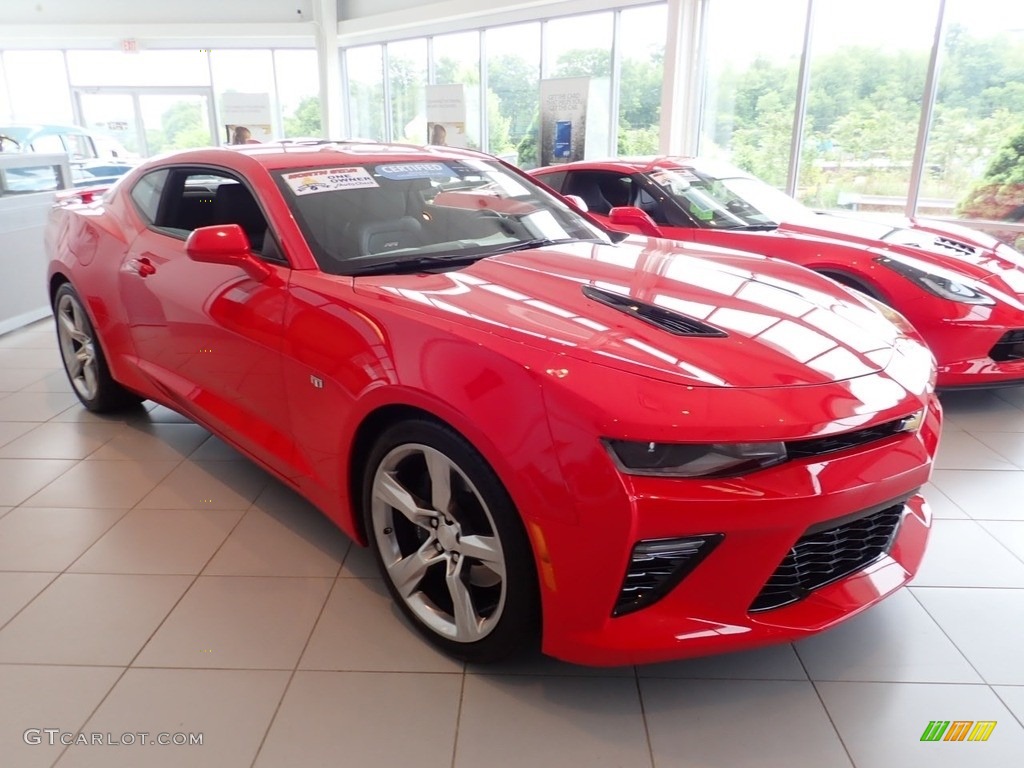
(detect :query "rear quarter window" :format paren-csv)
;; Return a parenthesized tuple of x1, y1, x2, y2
(130, 169, 169, 224)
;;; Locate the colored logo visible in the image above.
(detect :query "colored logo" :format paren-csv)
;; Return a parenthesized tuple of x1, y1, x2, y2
(920, 721, 997, 742)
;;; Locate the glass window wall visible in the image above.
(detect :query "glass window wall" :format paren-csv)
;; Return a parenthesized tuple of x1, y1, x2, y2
(346, 45, 385, 141)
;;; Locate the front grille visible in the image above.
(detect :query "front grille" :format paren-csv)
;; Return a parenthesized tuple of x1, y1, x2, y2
(613, 534, 723, 616)
(785, 416, 913, 460)
(989, 329, 1024, 362)
(750, 501, 907, 612)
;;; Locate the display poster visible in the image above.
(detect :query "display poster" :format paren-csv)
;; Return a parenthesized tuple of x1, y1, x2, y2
(539, 77, 611, 166)
(222, 92, 273, 144)
(425, 84, 469, 148)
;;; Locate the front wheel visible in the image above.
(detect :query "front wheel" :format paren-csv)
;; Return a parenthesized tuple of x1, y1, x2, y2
(54, 283, 141, 412)
(362, 419, 539, 663)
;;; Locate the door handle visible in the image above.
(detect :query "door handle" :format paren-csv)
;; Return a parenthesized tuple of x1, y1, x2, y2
(131, 257, 157, 277)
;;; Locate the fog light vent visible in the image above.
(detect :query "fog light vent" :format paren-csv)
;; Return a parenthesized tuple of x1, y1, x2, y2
(612, 534, 723, 617)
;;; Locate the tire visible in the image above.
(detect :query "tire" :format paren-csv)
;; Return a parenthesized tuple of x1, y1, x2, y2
(53, 283, 141, 413)
(362, 418, 540, 663)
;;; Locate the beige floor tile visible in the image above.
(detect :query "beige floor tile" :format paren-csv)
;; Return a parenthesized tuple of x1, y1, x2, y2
(0, 324, 57, 349)
(0, 506, 9, 520)
(0, 348, 61, 369)
(86, 422, 210, 461)
(642, 678, 851, 768)
(922, 482, 968, 519)
(189, 435, 247, 461)
(23, 460, 180, 509)
(20, 369, 74, 393)
(70, 508, 244, 575)
(0, 459, 77, 506)
(56, 668, 290, 768)
(995, 684, 1024, 724)
(912, 519, 1024, 587)
(638, 642, 808, 680)
(934, 430, 1019, 470)
(817, 681, 1024, 768)
(0, 665, 123, 768)
(203, 503, 348, 578)
(338, 540, 379, 578)
(980, 520, 1024, 563)
(134, 576, 331, 670)
(972, 431, 1024, 469)
(913, 586, 1024, 685)
(0, 422, 125, 460)
(135, 460, 269, 511)
(929, 469, 1024, 520)
(0, 391, 80, 422)
(256, 670, 461, 768)
(457, 674, 651, 768)
(299, 578, 463, 673)
(0, 572, 57, 626)
(143, 404, 195, 423)
(0, 507, 127, 571)
(0, 421, 38, 448)
(48, 402, 149, 424)
(0, 368, 52, 392)
(794, 589, 981, 683)
(468, 649, 635, 677)
(0, 573, 192, 665)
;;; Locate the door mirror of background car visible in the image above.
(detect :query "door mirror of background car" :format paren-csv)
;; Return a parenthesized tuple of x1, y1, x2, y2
(185, 224, 272, 282)
(609, 206, 663, 237)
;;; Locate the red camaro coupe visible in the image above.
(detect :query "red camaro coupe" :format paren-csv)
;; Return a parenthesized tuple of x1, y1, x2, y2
(47, 142, 940, 666)
(531, 158, 1024, 388)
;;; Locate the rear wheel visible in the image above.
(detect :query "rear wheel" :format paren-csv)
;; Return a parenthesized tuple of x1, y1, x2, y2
(362, 419, 539, 663)
(54, 283, 141, 412)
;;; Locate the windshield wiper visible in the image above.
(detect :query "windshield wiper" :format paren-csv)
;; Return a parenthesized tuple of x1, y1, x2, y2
(347, 253, 488, 276)
(724, 223, 779, 231)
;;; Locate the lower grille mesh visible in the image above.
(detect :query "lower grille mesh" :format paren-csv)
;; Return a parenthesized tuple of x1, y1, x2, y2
(989, 329, 1024, 362)
(750, 502, 906, 612)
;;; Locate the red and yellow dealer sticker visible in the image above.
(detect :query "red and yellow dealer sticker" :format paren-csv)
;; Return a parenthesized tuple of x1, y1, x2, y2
(283, 167, 380, 195)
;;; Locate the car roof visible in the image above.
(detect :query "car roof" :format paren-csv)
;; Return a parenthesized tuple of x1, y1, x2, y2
(0, 123, 93, 142)
(149, 141, 501, 172)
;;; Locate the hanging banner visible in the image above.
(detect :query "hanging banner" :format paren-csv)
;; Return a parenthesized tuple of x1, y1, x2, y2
(222, 92, 273, 144)
(539, 77, 611, 166)
(425, 84, 469, 148)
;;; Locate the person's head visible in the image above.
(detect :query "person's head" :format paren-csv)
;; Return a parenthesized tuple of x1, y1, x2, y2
(429, 123, 447, 145)
(231, 126, 252, 145)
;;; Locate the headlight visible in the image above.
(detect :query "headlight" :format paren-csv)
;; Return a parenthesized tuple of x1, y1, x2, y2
(875, 256, 994, 305)
(604, 439, 788, 478)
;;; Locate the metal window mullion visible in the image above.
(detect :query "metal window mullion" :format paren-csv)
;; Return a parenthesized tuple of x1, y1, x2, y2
(480, 30, 489, 153)
(381, 44, 393, 141)
(907, 0, 948, 218)
(610, 8, 623, 156)
(786, 0, 815, 197)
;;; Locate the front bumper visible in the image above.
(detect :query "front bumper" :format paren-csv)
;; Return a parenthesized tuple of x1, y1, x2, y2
(533, 399, 940, 667)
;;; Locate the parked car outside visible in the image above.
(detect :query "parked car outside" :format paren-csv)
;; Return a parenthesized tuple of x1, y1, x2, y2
(46, 142, 939, 665)
(531, 157, 1024, 389)
(0, 123, 136, 187)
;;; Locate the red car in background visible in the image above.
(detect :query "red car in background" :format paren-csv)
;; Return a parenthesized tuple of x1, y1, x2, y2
(47, 142, 939, 666)
(531, 158, 1024, 389)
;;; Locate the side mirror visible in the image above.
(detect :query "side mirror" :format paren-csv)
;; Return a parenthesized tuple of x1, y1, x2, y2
(609, 206, 663, 237)
(565, 194, 589, 212)
(185, 224, 271, 282)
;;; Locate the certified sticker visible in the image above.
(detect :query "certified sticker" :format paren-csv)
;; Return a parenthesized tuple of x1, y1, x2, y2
(376, 162, 454, 181)
(283, 167, 380, 195)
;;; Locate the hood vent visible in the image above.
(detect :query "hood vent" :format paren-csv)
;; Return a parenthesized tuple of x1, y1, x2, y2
(932, 236, 978, 258)
(581, 285, 728, 337)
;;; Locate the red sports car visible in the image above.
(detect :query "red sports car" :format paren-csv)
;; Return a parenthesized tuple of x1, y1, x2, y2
(46, 142, 940, 666)
(531, 158, 1024, 389)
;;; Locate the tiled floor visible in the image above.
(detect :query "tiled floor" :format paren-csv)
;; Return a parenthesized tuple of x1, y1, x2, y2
(1, 319, 1024, 768)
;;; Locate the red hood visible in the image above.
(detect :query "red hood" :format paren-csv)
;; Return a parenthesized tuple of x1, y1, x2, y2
(352, 238, 922, 389)
(778, 214, 1024, 296)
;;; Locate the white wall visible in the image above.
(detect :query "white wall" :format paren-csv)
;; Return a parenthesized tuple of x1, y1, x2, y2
(0, 0, 314, 24)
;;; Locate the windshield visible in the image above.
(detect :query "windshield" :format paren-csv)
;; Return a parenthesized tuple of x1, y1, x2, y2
(275, 157, 611, 274)
(647, 166, 815, 229)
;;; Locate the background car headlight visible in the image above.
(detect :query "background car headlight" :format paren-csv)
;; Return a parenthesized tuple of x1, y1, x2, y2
(605, 439, 788, 477)
(875, 256, 994, 305)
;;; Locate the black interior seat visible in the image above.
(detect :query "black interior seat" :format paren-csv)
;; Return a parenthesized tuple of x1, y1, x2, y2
(213, 183, 267, 251)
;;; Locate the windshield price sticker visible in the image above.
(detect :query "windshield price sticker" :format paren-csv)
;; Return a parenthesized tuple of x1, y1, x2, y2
(376, 162, 454, 181)
(284, 167, 380, 195)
